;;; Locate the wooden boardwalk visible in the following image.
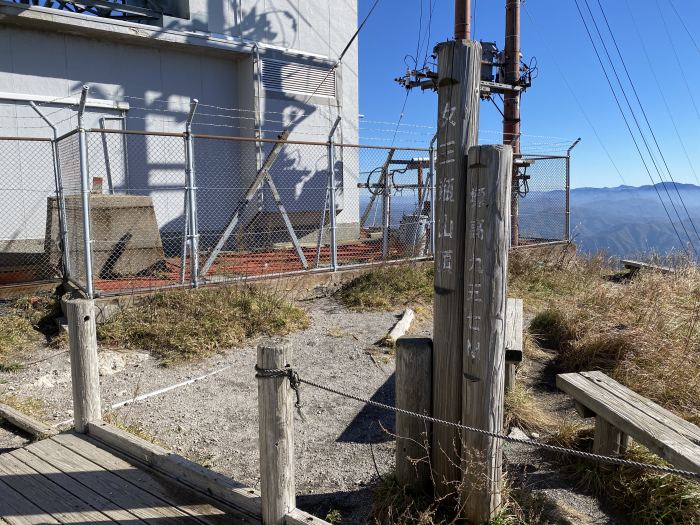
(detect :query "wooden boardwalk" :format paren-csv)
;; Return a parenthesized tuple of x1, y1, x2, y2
(0, 432, 248, 525)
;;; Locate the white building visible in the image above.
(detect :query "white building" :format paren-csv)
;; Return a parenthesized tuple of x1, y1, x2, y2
(0, 0, 360, 280)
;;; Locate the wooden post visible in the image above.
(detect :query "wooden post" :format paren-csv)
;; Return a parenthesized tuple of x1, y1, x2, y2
(504, 298, 524, 393)
(66, 298, 101, 433)
(395, 337, 433, 494)
(432, 39, 482, 494)
(593, 417, 626, 456)
(257, 341, 295, 525)
(461, 145, 512, 523)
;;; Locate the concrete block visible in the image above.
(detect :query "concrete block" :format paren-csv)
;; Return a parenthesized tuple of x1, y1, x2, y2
(46, 194, 165, 281)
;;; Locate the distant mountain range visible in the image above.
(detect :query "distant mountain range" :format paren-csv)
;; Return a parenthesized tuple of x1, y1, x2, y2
(520, 182, 700, 257)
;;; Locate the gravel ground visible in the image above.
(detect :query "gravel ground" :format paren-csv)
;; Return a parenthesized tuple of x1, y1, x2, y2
(506, 328, 625, 525)
(0, 297, 429, 524)
(0, 296, 627, 524)
(0, 422, 30, 451)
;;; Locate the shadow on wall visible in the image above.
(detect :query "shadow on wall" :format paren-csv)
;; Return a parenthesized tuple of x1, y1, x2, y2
(48, 4, 344, 277)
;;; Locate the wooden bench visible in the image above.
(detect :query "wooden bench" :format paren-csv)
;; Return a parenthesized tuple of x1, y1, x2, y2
(504, 298, 524, 392)
(557, 371, 700, 473)
(620, 259, 674, 275)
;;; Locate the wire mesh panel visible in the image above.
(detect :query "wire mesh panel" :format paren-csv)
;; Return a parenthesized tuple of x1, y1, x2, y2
(54, 131, 87, 289)
(195, 136, 334, 281)
(345, 145, 433, 267)
(0, 137, 61, 285)
(86, 130, 187, 294)
(517, 155, 569, 243)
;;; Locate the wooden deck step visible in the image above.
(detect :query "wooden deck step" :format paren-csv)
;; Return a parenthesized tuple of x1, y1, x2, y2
(0, 433, 250, 524)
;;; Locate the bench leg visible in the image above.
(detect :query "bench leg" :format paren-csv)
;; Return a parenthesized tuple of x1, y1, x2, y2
(593, 416, 625, 456)
(505, 363, 516, 393)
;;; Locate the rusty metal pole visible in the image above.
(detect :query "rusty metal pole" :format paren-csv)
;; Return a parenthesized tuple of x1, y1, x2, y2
(504, 0, 521, 246)
(455, 0, 471, 40)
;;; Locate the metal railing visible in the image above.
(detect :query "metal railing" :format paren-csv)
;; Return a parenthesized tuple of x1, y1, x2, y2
(48, 123, 435, 296)
(0, 92, 573, 297)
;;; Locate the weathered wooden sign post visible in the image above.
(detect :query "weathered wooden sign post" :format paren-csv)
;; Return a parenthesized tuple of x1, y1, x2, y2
(430, 38, 513, 523)
(461, 145, 512, 522)
(432, 38, 482, 494)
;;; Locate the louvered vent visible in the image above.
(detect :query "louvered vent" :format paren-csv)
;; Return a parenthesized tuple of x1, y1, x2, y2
(261, 58, 336, 98)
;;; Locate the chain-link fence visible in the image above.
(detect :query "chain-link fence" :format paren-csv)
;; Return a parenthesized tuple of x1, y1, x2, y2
(516, 154, 570, 243)
(1, 122, 573, 297)
(51, 128, 433, 296)
(0, 137, 59, 286)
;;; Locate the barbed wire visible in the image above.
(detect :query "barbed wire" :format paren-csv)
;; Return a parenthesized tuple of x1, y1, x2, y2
(255, 366, 700, 482)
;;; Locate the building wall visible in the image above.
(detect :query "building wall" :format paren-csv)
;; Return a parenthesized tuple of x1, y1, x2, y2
(0, 0, 359, 253)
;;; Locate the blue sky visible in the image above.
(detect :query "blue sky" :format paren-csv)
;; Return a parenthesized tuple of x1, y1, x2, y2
(357, 0, 700, 189)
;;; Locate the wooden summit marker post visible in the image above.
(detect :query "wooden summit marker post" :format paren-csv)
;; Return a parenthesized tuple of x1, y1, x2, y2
(461, 145, 512, 522)
(432, 39, 482, 494)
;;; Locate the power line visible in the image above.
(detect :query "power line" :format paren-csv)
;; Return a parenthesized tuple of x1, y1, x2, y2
(572, 0, 691, 255)
(656, 0, 700, 122)
(668, 0, 700, 57)
(625, 0, 700, 186)
(421, 0, 437, 68)
(593, 0, 700, 246)
(522, 4, 627, 185)
(580, 0, 697, 254)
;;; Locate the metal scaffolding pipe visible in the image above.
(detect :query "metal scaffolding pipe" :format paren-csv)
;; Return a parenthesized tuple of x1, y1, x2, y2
(77, 85, 95, 298)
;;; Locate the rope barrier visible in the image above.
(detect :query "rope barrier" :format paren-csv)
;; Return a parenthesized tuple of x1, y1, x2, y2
(255, 366, 700, 481)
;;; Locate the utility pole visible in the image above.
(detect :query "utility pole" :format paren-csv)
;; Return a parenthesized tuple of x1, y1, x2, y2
(503, 0, 521, 246)
(454, 0, 471, 40)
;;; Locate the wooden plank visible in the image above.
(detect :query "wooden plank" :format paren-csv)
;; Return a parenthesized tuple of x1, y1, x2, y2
(585, 371, 700, 444)
(461, 144, 512, 522)
(257, 342, 296, 525)
(504, 298, 523, 392)
(504, 298, 523, 356)
(284, 508, 331, 525)
(66, 299, 102, 433)
(25, 438, 197, 524)
(395, 337, 432, 494)
(556, 373, 700, 472)
(87, 421, 263, 522)
(386, 309, 416, 346)
(8, 448, 144, 524)
(52, 433, 234, 525)
(620, 259, 674, 274)
(0, 451, 116, 523)
(432, 38, 482, 495)
(0, 403, 55, 438)
(0, 478, 61, 525)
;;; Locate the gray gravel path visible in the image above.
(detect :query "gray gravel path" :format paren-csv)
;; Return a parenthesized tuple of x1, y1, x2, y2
(0, 297, 415, 524)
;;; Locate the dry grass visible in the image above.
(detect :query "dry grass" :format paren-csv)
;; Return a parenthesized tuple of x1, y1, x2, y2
(370, 472, 445, 525)
(0, 394, 46, 421)
(553, 430, 700, 525)
(337, 263, 433, 310)
(508, 248, 607, 311)
(97, 286, 309, 365)
(370, 471, 585, 525)
(103, 411, 162, 445)
(0, 294, 62, 371)
(504, 384, 559, 435)
(525, 260, 700, 425)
